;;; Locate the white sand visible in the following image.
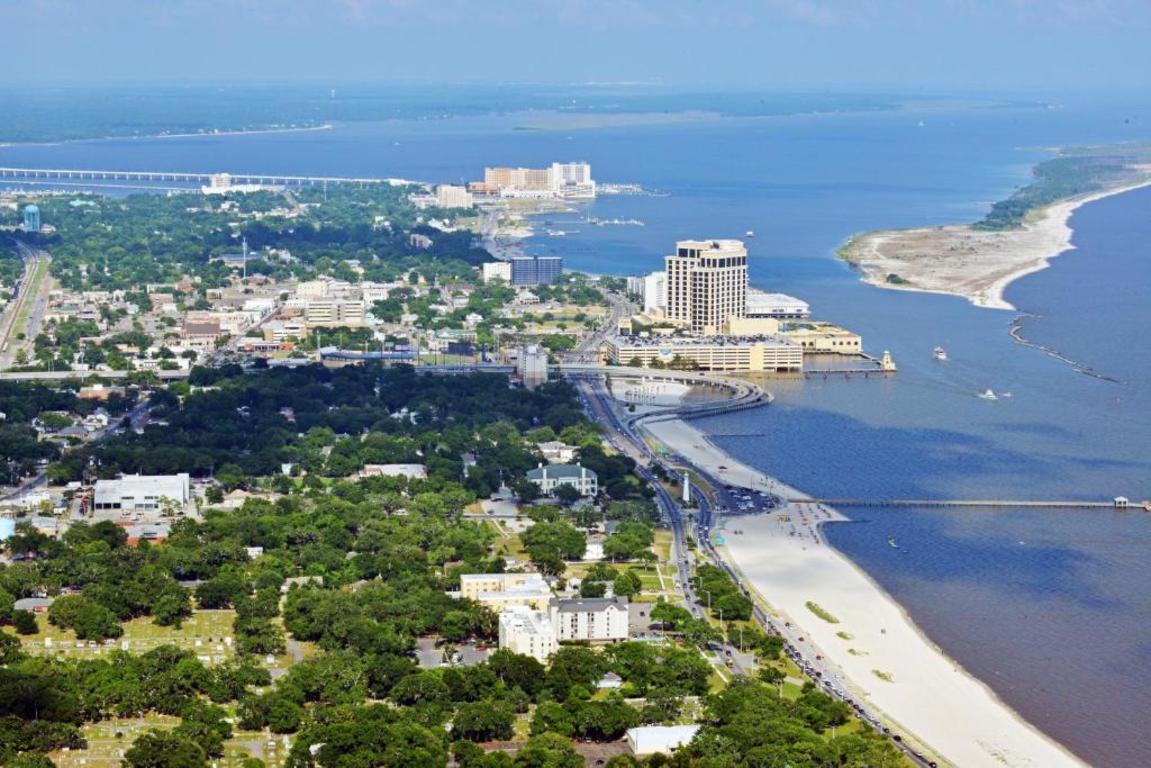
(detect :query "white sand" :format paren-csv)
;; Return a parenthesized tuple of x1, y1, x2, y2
(643, 417, 1086, 768)
(843, 181, 1151, 312)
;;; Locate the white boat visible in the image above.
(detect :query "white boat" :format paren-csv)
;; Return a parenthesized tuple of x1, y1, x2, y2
(746, 230, 755, 238)
(933, 346, 948, 361)
(978, 389, 998, 401)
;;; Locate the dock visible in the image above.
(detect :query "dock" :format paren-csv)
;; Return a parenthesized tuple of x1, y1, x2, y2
(792, 498, 1131, 510)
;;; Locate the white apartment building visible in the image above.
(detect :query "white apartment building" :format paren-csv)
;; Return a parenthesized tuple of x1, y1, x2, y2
(436, 184, 474, 209)
(665, 239, 748, 336)
(498, 606, 557, 663)
(482, 261, 513, 284)
(550, 597, 629, 643)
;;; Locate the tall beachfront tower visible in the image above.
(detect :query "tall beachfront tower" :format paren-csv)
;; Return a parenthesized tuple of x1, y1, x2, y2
(664, 239, 748, 336)
(22, 204, 40, 233)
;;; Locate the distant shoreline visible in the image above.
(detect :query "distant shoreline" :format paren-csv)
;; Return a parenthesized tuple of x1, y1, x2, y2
(0, 123, 334, 149)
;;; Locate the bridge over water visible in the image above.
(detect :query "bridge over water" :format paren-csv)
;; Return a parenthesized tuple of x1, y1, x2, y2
(0, 166, 413, 188)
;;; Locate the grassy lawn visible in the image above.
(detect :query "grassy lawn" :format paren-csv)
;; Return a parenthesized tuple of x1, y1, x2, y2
(23, 610, 237, 662)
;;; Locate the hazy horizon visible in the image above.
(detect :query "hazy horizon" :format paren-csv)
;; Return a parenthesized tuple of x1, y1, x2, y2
(4, 0, 1151, 91)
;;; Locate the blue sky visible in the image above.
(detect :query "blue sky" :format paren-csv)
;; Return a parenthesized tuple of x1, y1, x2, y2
(4, 0, 1150, 90)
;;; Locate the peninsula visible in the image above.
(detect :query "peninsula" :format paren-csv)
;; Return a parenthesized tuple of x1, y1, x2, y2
(839, 144, 1151, 310)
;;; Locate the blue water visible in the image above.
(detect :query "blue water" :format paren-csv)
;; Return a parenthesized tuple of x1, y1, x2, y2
(3, 94, 1150, 766)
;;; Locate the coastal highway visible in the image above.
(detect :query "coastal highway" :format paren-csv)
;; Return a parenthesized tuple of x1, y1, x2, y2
(577, 372, 939, 768)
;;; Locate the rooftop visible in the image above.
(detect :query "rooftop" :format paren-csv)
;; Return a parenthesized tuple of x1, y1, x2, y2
(553, 596, 628, 613)
(610, 334, 798, 349)
(526, 463, 596, 480)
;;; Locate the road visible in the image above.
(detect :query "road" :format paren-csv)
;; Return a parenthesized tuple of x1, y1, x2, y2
(564, 290, 634, 365)
(0, 243, 51, 369)
(577, 372, 938, 768)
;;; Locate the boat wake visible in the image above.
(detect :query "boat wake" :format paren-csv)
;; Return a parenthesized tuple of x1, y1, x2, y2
(1009, 314, 1121, 384)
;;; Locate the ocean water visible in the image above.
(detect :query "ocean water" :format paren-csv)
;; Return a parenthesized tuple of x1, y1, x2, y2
(2, 93, 1150, 766)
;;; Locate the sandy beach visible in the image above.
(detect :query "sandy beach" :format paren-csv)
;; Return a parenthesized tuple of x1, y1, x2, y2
(642, 417, 1087, 768)
(840, 180, 1151, 311)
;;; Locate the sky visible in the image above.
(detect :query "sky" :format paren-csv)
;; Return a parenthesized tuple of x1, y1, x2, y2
(3, 0, 1151, 91)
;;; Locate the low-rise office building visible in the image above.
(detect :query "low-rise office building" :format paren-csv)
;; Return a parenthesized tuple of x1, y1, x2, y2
(780, 323, 862, 354)
(93, 473, 191, 514)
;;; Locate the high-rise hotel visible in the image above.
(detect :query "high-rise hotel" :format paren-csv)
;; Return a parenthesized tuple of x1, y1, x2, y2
(664, 239, 748, 336)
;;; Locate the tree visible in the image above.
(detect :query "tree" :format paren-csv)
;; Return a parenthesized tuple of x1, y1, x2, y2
(529, 701, 574, 738)
(513, 733, 583, 768)
(552, 484, 582, 506)
(487, 649, 545, 697)
(573, 700, 640, 741)
(611, 571, 642, 599)
(453, 700, 515, 742)
(12, 609, 39, 635)
(123, 731, 207, 768)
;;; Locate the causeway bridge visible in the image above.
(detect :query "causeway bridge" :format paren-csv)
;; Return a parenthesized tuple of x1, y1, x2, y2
(0, 166, 411, 188)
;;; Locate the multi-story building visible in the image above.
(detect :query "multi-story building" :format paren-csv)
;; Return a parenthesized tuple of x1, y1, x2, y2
(459, 573, 554, 611)
(517, 344, 549, 389)
(549, 162, 596, 198)
(626, 271, 666, 313)
(482, 261, 513, 284)
(478, 163, 595, 199)
(526, 463, 599, 497)
(498, 606, 557, 663)
(550, 597, 629, 643)
(664, 239, 748, 336)
(93, 473, 191, 514)
(304, 299, 366, 328)
(436, 185, 474, 209)
(510, 255, 563, 286)
(604, 335, 803, 373)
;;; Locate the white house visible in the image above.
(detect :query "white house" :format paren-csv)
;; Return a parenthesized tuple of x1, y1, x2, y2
(526, 463, 598, 497)
(536, 441, 578, 464)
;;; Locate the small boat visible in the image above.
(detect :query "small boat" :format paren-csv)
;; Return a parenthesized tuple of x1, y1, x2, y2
(745, 230, 755, 238)
(933, 346, 948, 361)
(978, 389, 998, 401)
(888, 537, 899, 549)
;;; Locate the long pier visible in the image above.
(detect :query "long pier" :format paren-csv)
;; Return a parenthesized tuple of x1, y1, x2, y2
(796, 498, 1127, 510)
(0, 166, 411, 188)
